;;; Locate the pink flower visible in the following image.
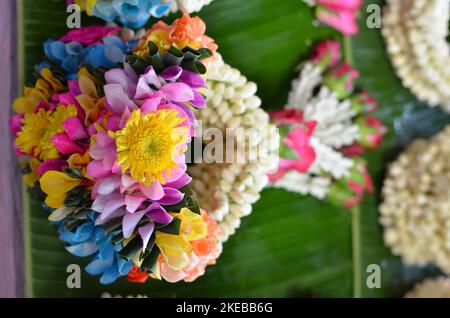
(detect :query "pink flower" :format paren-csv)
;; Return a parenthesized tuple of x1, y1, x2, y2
(328, 160, 373, 208)
(350, 89, 378, 114)
(310, 40, 341, 69)
(63, 117, 88, 141)
(317, 0, 362, 11)
(356, 117, 387, 150)
(59, 25, 120, 46)
(324, 63, 359, 99)
(103, 65, 203, 136)
(36, 159, 67, 175)
(268, 110, 317, 182)
(340, 143, 364, 157)
(51, 133, 85, 155)
(9, 114, 24, 136)
(87, 131, 118, 179)
(270, 109, 305, 125)
(316, 4, 360, 36)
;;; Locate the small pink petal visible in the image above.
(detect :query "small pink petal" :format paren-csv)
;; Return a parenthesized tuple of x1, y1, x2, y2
(140, 182, 164, 201)
(98, 175, 121, 195)
(160, 83, 195, 102)
(50, 133, 84, 155)
(36, 159, 67, 175)
(100, 197, 126, 221)
(86, 160, 111, 179)
(63, 117, 88, 140)
(125, 194, 148, 213)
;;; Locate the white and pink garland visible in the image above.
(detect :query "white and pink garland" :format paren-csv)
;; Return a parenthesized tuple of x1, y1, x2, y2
(268, 40, 387, 208)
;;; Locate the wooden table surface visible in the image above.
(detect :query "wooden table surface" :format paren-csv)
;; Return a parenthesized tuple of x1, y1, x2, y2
(0, 0, 25, 298)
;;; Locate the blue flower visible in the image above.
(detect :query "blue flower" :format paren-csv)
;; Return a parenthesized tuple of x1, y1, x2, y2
(58, 211, 133, 284)
(43, 36, 134, 80)
(91, 0, 171, 28)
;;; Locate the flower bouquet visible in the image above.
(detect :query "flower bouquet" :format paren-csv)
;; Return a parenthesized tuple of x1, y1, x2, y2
(10, 15, 225, 284)
(268, 40, 387, 208)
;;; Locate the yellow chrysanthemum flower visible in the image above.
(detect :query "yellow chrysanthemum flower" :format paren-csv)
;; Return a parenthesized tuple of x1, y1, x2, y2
(114, 109, 189, 186)
(16, 105, 78, 160)
(16, 108, 50, 156)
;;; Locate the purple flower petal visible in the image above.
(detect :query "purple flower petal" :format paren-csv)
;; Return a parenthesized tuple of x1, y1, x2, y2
(161, 83, 194, 102)
(160, 66, 183, 82)
(189, 90, 206, 108)
(134, 76, 153, 100)
(100, 197, 126, 223)
(125, 194, 147, 214)
(98, 175, 121, 195)
(104, 68, 136, 97)
(138, 221, 155, 251)
(143, 203, 173, 224)
(140, 181, 164, 201)
(122, 210, 147, 238)
(179, 70, 206, 88)
(156, 187, 184, 205)
(164, 172, 192, 189)
(98, 206, 126, 225)
(143, 66, 161, 89)
(104, 83, 137, 113)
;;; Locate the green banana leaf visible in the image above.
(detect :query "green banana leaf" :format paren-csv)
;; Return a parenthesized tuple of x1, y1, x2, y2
(19, 0, 450, 298)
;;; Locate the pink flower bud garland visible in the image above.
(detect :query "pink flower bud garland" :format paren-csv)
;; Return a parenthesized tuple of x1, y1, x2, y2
(268, 40, 387, 208)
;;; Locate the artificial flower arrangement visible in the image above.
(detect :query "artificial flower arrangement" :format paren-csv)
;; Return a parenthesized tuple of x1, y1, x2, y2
(10, 15, 224, 285)
(303, 0, 362, 36)
(69, 0, 215, 28)
(268, 40, 387, 208)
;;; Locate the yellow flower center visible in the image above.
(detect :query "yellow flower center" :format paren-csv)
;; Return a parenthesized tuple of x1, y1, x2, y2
(114, 109, 189, 186)
(16, 105, 78, 160)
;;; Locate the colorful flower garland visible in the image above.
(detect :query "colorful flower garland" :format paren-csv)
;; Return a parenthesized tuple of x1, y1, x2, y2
(69, 0, 215, 28)
(382, 0, 450, 112)
(303, 0, 362, 36)
(11, 16, 224, 284)
(379, 125, 450, 274)
(268, 40, 387, 208)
